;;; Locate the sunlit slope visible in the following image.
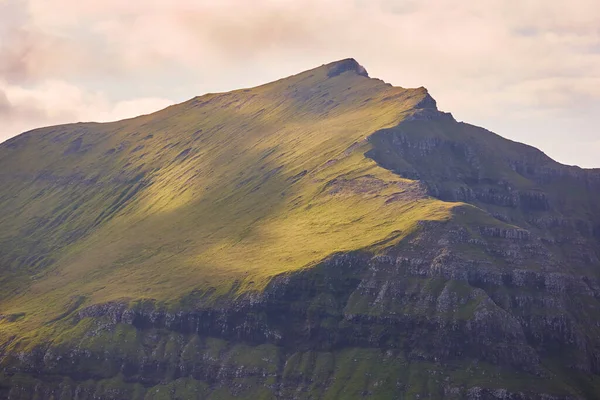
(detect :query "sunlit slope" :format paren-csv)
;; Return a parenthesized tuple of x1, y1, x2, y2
(0, 59, 455, 329)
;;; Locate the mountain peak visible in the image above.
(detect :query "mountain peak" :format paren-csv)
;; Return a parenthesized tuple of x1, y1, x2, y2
(325, 58, 369, 78)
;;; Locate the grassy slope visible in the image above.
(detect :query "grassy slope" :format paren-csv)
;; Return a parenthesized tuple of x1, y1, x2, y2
(0, 60, 460, 340)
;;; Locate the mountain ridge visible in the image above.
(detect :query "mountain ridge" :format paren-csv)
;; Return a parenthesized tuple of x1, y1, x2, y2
(0, 59, 599, 399)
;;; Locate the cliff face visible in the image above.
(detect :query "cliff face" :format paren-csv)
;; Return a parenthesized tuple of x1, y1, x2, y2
(1, 60, 600, 399)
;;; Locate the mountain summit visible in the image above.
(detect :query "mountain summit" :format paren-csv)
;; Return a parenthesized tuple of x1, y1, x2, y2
(324, 58, 369, 78)
(1, 60, 600, 399)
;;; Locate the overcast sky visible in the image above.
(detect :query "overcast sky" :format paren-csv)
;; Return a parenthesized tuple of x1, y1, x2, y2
(1, 0, 599, 167)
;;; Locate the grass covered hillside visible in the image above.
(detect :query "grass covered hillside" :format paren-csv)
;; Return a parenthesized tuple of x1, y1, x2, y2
(0, 59, 456, 341)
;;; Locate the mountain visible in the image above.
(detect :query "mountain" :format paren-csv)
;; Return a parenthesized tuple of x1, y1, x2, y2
(0, 58, 600, 399)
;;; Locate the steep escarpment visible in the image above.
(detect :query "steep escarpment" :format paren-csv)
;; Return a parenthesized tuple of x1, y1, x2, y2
(5, 217, 599, 399)
(366, 116, 600, 223)
(0, 59, 599, 399)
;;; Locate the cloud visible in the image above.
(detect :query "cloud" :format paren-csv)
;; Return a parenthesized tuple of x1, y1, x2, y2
(0, 79, 174, 141)
(0, 90, 10, 116)
(7, 0, 600, 97)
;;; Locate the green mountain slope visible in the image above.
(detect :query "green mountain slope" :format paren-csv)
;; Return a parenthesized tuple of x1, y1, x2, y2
(1, 59, 600, 399)
(0, 59, 455, 331)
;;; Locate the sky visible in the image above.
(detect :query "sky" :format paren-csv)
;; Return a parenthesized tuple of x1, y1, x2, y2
(1, 0, 599, 168)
